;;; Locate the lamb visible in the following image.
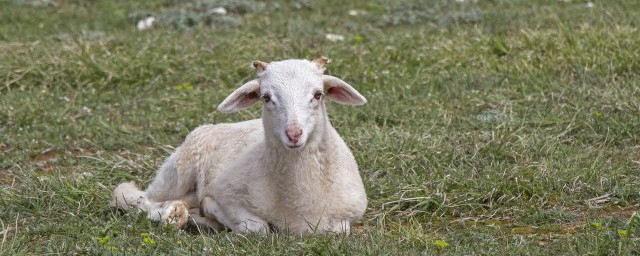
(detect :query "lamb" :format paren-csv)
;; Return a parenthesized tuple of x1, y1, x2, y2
(111, 57, 368, 235)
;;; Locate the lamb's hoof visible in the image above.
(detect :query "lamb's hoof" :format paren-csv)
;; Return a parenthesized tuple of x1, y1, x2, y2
(188, 208, 224, 230)
(161, 201, 189, 228)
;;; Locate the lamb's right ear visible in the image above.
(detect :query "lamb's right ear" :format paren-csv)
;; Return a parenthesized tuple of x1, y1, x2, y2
(217, 79, 260, 113)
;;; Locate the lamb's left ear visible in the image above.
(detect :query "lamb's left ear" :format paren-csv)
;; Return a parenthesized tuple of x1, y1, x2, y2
(323, 75, 367, 105)
(217, 79, 261, 113)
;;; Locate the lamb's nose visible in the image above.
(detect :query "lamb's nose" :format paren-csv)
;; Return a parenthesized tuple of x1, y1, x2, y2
(286, 126, 303, 143)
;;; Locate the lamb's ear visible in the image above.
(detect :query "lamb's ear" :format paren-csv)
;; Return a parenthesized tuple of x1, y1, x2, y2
(217, 79, 260, 113)
(322, 75, 367, 105)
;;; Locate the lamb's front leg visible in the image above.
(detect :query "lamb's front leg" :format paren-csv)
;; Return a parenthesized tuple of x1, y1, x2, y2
(200, 196, 269, 234)
(112, 182, 190, 228)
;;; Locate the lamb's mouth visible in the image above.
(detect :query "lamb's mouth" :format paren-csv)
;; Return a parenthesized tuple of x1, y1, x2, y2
(285, 143, 304, 149)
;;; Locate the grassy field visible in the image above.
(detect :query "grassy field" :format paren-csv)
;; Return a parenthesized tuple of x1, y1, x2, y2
(1, 0, 639, 254)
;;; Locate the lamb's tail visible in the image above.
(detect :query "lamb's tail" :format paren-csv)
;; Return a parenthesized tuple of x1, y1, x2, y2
(111, 182, 147, 211)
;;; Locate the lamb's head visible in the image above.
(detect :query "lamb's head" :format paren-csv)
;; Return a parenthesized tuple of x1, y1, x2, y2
(218, 57, 366, 150)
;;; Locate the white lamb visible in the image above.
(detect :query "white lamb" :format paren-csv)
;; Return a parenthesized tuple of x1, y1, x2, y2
(111, 57, 368, 235)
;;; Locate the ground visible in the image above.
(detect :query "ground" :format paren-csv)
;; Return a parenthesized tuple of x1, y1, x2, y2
(1, 0, 639, 254)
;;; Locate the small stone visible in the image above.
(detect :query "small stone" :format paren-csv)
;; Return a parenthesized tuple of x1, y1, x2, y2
(325, 33, 344, 42)
(137, 17, 156, 30)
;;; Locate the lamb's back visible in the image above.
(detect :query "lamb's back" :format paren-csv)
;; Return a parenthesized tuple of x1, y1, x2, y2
(174, 119, 264, 176)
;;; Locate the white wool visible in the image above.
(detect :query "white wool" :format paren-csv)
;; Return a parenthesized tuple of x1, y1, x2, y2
(111, 57, 367, 235)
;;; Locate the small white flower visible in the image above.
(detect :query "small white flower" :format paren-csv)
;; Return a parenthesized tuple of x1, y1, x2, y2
(586, 2, 594, 8)
(325, 33, 344, 42)
(137, 17, 156, 30)
(209, 7, 227, 15)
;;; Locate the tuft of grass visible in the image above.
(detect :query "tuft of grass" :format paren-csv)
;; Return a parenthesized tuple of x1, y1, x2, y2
(2, 0, 640, 254)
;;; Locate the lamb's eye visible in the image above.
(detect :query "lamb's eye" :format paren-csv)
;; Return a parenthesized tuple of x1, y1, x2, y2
(262, 95, 271, 103)
(313, 92, 323, 100)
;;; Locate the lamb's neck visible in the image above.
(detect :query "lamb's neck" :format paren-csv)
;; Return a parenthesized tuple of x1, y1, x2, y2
(265, 137, 334, 202)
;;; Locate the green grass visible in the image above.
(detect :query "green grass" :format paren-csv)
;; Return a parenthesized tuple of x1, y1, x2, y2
(1, 0, 640, 254)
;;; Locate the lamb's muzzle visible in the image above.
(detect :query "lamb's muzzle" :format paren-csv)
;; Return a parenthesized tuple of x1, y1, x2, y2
(285, 124, 303, 145)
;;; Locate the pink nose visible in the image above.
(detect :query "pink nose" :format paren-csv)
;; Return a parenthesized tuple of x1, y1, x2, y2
(286, 125, 303, 144)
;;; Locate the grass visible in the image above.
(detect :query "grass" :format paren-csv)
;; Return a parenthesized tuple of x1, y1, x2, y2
(1, 0, 640, 254)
